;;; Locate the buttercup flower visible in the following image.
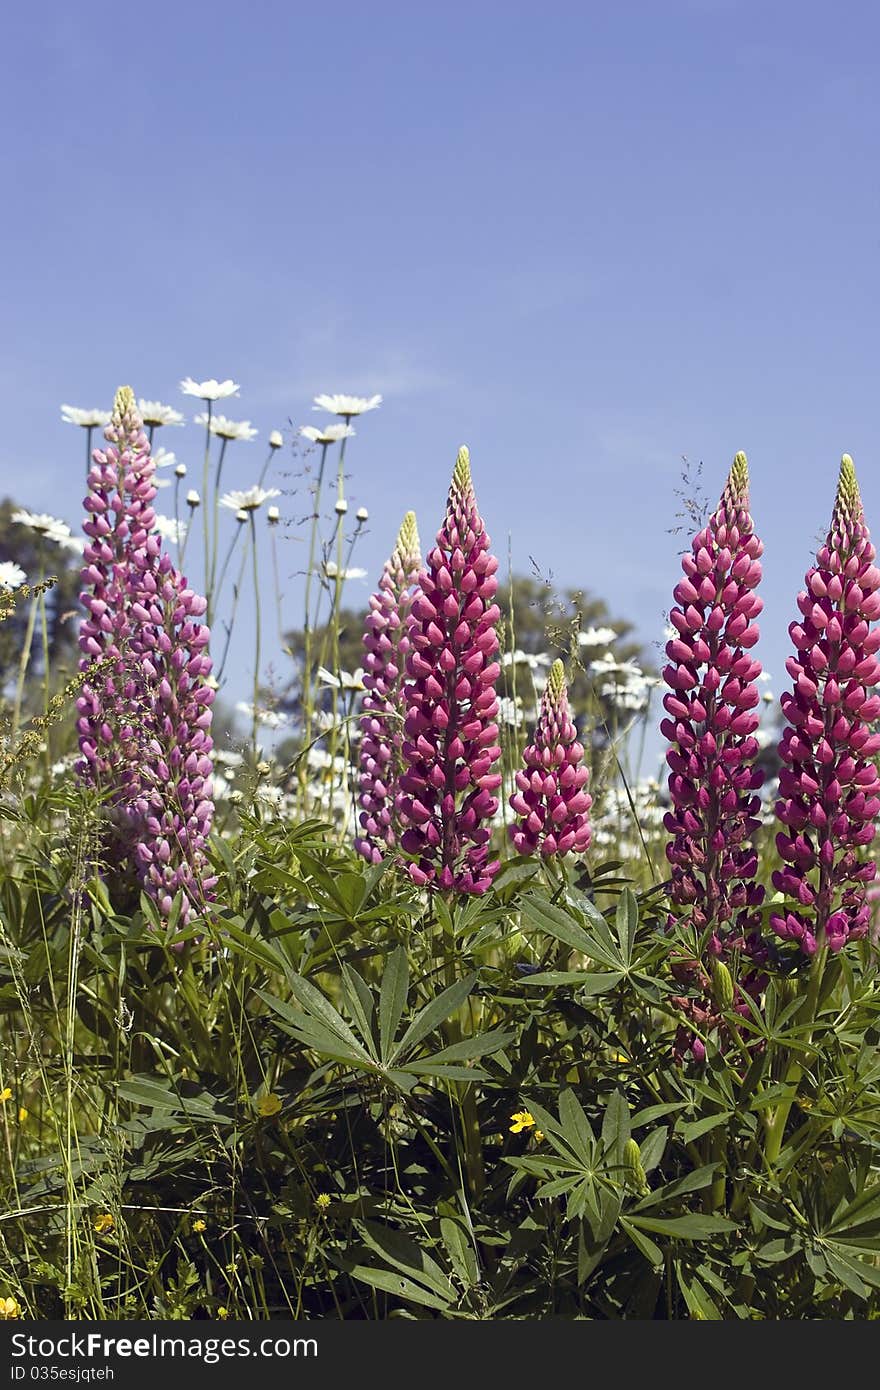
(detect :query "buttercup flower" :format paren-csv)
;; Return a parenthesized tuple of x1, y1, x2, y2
(94, 1213, 114, 1234)
(398, 447, 502, 894)
(315, 1193, 332, 1211)
(0, 1297, 20, 1320)
(180, 378, 240, 401)
(772, 455, 880, 956)
(509, 1110, 536, 1133)
(256, 1093, 282, 1117)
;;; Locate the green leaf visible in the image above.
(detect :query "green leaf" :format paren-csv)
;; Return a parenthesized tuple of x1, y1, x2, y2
(379, 946, 409, 1061)
(392, 974, 476, 1060)
(340, 964, 377, 1058)
(620, 1216, 663, 1269)
(629, 1213, 736, 1239)
(348, 1265, 451, 1311)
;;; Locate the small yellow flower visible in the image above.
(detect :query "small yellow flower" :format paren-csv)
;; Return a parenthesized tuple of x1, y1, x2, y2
(18, 1107, 27, 1125)
(193, 1219, 207, 1234)
(0, 1087, 11, 1105)
(93, 1213, 114, 1234)
(534, 1130, 545, 1143)
(315, 1193, 332, 1211)
(509, 1110, 536, 1134)
(612, 1053, 630, 1065)
(256, 1092, 282, 1117)
(217, 1306, 229, 1320)
(0, 1296, 21, 1319)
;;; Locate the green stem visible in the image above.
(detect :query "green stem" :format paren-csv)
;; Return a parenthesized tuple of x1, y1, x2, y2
(209, 437, 229, 604)
(201, 402, 213, 625)
(250, 514, 261, 758)
(11, 583, 40, 743)
(300, 442, 329, 810)
(764, 945, 827, 1166)
(216, 529, 251, 684)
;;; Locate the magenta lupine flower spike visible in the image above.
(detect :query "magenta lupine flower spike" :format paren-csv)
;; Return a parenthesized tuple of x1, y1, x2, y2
(772, 455, 880, 956)
(509, 660, 592, 857)
(355, 510, 422, 864)
(398, 447, 503, 893)
(662, 452, 766, 946)
(77, 386, 216, 927)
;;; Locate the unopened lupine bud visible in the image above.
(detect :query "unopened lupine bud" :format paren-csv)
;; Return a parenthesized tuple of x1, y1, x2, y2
(771, 455, 880, 956)
(509, 660, 591, 857)
(355, 511, 422, 864)
(710, 958, 734, 1010)
(623, 1138, 648, 1194)
(398, 448, 502, 894)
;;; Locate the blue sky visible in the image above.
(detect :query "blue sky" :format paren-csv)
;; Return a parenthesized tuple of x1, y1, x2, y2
(2, 0, 879, 767)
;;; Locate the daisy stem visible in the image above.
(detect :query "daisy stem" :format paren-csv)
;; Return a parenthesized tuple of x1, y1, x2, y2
(174, 478, 183, 570)
(215, 523, 245, 614)
(327, 433, 350, 804)
(216, 528, 251, 685)
(300, 442, 329, 810)
(202, 402, 213, 626)
(257, 447, 274, 489)
(11, 583, 40, 745)
(250, 514, 261, 759)
(270, 525, 283, 647)
(38, 555, 51, 773)
(85, 426, 94, 481)
(210, 438, 229, 606)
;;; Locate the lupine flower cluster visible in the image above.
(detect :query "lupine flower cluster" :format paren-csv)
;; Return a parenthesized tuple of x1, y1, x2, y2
(397, 447, 503, 893)
(662, 452, 765, 944)
(509, 659, 592, 857)
(77, 387, 215, 926)
(661, 453, 766, 1062)
(772, 455, 880, 956)
(355, 510, 422, 864)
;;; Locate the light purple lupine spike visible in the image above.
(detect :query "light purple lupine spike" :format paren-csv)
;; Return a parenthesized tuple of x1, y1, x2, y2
(355, 510, 422, 864)
(509, 660, 592, 857)
(397, 447, 502, 894)
(662, 452, 766, 945)
(771, 455, 880, 957)
(76, 386, 216, 928)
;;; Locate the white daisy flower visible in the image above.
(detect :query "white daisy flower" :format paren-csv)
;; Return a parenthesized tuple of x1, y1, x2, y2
(219, 486, 280, 513)
(312, 393, 382, 417)
(0, 561, 27, 590)
(61, 405, 111, 428)
(578, 626, 618, 648)
(193, 413, 258, 442)
(180, 377, 240, 401)
(186, 490, 201, 507)
(316, 665, 365, 691)
(10, 510, 77, 549)
(269, 430, 283, 449)
(153, 515, 187, 543)
(267, 506, 280, 524)
(153, 447, 178, 469)
(235, 701, 290, 729)
(299, 424, 355, 446)
(501, 649, 551, 670)
(323, 562, 367, 581)
(138, 399, 184, 427)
